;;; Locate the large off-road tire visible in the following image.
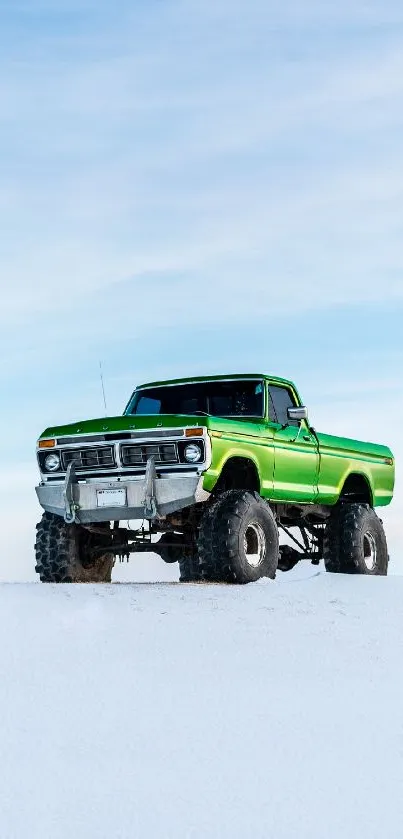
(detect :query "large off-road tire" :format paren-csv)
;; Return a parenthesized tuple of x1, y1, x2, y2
(156, 533, 204, 582)
(179, 500, 222, 583)
(178, 553, 204, 583)
(197, 490, 279, 584)
(324, 503, 388, 576)
(35, 512, 115, 583)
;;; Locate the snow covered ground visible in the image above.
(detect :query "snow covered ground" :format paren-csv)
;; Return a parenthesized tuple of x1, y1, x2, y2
(1, 568, 402, 839)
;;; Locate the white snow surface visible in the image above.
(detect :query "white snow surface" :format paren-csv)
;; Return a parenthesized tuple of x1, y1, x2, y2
(1, 568, 402, 839)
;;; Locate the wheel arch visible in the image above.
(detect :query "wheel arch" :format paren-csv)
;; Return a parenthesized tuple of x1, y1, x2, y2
(340, 472, 373, 506)
(213, 454, 261, 494)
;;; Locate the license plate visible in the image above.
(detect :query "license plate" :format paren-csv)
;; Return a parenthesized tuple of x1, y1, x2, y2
(96, 488, 127, 508)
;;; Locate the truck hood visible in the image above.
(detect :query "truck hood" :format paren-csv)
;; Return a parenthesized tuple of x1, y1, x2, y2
(39, 414, 211, 440)
(39, 413, 264, 441)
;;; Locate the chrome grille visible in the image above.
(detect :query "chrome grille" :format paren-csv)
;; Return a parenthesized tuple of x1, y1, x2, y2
(62, 446, 115, 471)
(121, 443, 178, 467)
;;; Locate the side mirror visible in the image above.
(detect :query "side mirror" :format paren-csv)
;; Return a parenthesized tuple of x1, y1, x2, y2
(287, 406, 308, 423)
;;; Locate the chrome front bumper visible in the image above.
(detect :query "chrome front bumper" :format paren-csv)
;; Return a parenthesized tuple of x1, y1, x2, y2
(36, 460, 209, 524)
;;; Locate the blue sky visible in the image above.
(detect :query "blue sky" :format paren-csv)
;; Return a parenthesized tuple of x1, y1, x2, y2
(0, 0, 402, 579)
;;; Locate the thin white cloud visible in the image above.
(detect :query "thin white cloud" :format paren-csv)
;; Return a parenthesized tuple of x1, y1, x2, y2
(1, 21, 403, 330)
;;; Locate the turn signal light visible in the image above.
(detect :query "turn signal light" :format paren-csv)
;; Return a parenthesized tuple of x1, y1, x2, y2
(38, 439, 56, 449)
(185, 427, 204, 438)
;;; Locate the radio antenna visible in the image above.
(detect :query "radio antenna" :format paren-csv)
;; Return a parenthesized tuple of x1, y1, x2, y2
(99, 361, 108, 416)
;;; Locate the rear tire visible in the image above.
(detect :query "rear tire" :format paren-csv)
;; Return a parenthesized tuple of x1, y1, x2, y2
(35, 512, 115, 583)
(198, 490, 279, 583)
(324, 503, 388, 576)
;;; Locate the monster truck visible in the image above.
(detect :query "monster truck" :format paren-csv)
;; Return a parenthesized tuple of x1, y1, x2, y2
(34, 374, 395, 583)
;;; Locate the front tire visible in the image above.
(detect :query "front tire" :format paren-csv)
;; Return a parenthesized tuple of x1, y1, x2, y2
(324, 503, 388, 576)
(178, 553, 204, 583)
(35, 512, 115, 583)
(157, 533, 204, 582)
(198, 490, 279, 583)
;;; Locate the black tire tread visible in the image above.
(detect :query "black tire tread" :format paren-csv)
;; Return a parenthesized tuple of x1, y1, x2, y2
(324, 503, 388, 576)
(35, 512, 114, 583)
(197, 490, 278, 584)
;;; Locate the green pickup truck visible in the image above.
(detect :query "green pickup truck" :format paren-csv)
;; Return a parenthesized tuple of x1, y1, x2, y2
(35, 374, 395, 583)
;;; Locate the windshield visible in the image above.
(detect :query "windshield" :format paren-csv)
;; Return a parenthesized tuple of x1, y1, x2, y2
(126, 380, 264, 418)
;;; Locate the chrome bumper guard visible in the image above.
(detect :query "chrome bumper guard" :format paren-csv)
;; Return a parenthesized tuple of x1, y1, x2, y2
(36, 457, 209, 524)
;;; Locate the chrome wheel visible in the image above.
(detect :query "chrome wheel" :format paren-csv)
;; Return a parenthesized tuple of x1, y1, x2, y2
(363, 531, 377, 571)
(244, 523, 266, 567)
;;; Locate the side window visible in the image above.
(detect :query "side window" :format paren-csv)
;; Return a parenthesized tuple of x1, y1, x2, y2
(268, 385, 297, 426)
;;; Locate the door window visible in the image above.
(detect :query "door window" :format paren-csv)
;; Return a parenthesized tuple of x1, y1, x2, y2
(268, 385, 298, 426)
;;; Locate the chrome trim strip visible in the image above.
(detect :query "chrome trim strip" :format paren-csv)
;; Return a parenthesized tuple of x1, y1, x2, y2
(40, 462, 207, 482)
(114, 441, 122, 471)
(40, 469, 201, 487)
(56, 428, 187, 444)
(39, 428, 198, 448)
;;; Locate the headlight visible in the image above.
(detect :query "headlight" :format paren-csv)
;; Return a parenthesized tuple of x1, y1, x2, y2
(44, 453, 61, 472)
(184, 443, 202, 463)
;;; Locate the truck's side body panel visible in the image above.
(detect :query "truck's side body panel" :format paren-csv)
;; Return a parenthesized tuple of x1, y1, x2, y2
(315, 433, 394, 507)
(201, 418, 274, 495)
(202, 426, 394, 509)
(260, 422, 319, 503)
